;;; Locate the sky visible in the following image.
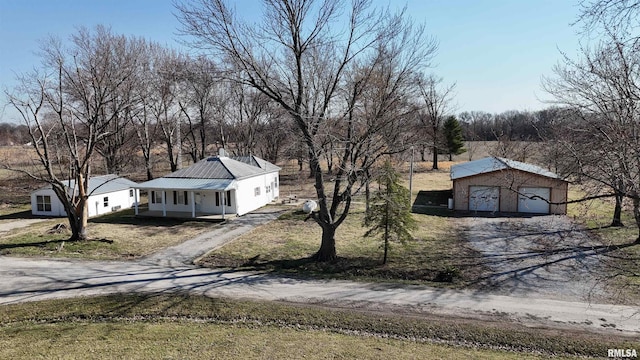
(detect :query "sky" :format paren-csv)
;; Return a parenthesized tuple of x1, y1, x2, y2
(0, 0, 584, 123)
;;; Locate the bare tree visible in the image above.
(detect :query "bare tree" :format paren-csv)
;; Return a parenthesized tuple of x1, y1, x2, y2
(458, 111, 494, 161)
(416, 74, 455, 169)
(178, 56, 225, 162)
(543, 29, 640, 240)
(176, 0, 436, 261)
(5, 26, 138, 241)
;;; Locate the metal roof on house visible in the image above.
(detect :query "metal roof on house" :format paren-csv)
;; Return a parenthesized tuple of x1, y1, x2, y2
(38, 174, 138, 196)
(231, 155, 281, 172)
(134, 178, 235, 191)
(135, 155, 279, 191)
(450, 157, 565, 181)
(163, 156, 277, 180)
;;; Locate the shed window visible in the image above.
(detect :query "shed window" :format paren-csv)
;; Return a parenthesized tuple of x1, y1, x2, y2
(103, 197, 109, 207)
(129, 189, 134, 197)
(36, 195, 51, 212)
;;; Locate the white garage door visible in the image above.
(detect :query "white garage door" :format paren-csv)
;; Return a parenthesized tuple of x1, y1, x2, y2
(469, 186, 499, 212)
(518, 187, 550, 214)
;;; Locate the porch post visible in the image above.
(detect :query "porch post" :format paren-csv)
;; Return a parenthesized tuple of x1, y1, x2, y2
(134, 189, 139, 215)
(221, 190, 226, 220)
(161, 190, 166, 217)
(191, 191, 196, 218)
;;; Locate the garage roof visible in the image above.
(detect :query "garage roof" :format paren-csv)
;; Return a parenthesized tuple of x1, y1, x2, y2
(450, 157, 565, 181)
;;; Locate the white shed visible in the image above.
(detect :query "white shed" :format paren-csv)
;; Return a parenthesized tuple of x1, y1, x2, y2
(135, 154, 280, 218)
(31, 175, 140, 218)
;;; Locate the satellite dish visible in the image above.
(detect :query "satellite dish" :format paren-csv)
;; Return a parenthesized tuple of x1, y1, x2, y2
(302, 200, 317, 214)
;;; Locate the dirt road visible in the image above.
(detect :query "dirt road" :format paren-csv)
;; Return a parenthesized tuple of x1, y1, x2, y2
(1, 210, 638, 336)
(0, 256, 638, 334)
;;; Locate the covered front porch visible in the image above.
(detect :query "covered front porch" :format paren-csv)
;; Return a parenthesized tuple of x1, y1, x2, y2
(133, 178, 238, 220)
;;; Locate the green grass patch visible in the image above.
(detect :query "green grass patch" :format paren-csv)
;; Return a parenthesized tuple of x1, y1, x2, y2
(0, 294, 635, 359)
(199, 206, 485, 287)
(0, 208, 216, 260)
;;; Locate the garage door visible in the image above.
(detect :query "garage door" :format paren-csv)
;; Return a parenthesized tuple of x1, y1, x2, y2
(469, 186, 499, 212)
(518, 187, 550, 214)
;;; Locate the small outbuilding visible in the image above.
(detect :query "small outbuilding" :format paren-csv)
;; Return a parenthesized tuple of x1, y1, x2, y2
(134, 153, 280, 219)
(450, 157, 568, 214)
(31, 174, 139, 217)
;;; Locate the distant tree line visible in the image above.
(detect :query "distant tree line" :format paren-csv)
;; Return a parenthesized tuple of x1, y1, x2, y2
(0, 123, 29, 146)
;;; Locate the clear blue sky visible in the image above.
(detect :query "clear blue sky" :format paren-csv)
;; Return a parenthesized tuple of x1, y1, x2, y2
(0, 0, 583, 123)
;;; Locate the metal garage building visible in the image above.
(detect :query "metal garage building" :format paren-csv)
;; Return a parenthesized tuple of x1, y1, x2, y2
(450, 157, 568, 215)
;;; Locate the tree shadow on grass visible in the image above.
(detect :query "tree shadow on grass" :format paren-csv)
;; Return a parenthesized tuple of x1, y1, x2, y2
(0, 237, 115, 251)
(0, 210, 38, 220)
(200, 253, 471, 284)
(90, 209, 223, 227)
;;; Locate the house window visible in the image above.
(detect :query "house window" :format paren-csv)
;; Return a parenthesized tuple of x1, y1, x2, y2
(103, 197, 109, 207)
(266, 185, 271, 193)
(36, 195, 51, 212)
(216, 191, 232, 207)
(174, 191, 188, 205)
(254, 187, 261, 196)
(151, 191, 163, 204)
(275, 178, 278, 188)
(129, 189, 134, 197)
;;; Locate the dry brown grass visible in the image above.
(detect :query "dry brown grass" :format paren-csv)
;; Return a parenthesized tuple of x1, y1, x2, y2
(0, 209, 215, 259)
(200, 167, 482, 286)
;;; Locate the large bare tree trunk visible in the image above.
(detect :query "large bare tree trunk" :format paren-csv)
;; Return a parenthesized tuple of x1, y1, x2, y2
(612, 192, 624, 227)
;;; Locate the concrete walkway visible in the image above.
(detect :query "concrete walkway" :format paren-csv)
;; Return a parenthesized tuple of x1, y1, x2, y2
(143, 210, 283, 267)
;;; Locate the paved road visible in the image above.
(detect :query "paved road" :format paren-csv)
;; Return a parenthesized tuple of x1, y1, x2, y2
(0, 209, 638, 335)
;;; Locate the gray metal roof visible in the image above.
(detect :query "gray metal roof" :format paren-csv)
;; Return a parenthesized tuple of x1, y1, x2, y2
(134, 178, 235, 191)
(163, 156, 277, 180)
(134, 155, 280, 191)
(39, 174, 138, 196)
(450, 157, 565, 180)
(231, 155, 281, 172)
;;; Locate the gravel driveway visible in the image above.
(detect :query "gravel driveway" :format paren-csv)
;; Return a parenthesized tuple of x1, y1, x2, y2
(458, 215, 607, 302)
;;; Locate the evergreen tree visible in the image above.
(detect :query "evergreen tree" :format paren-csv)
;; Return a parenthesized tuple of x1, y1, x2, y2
(363, 160, 417, 264)
(443, 116, 466, 161)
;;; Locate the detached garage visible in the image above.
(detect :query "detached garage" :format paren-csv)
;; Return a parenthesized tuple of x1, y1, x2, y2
(450, 157, 568, 215)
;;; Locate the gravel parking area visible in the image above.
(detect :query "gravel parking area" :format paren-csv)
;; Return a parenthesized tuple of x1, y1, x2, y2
(458, 215, 608, 302)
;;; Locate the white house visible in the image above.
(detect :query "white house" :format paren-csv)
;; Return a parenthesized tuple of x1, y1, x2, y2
(134, 154, 280, 218)
(31, 174, 140, 217)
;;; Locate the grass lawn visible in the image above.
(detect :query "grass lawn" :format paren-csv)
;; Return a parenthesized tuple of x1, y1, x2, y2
(200, 171, 484, 286)
(1, 294, 634, 359)
(0, 208, 216, 259)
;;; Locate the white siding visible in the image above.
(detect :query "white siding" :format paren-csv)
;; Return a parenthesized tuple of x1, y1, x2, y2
(235, 172, 279, 215)
(31, 188, 138, 218)
(31, 189, 66, 217)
